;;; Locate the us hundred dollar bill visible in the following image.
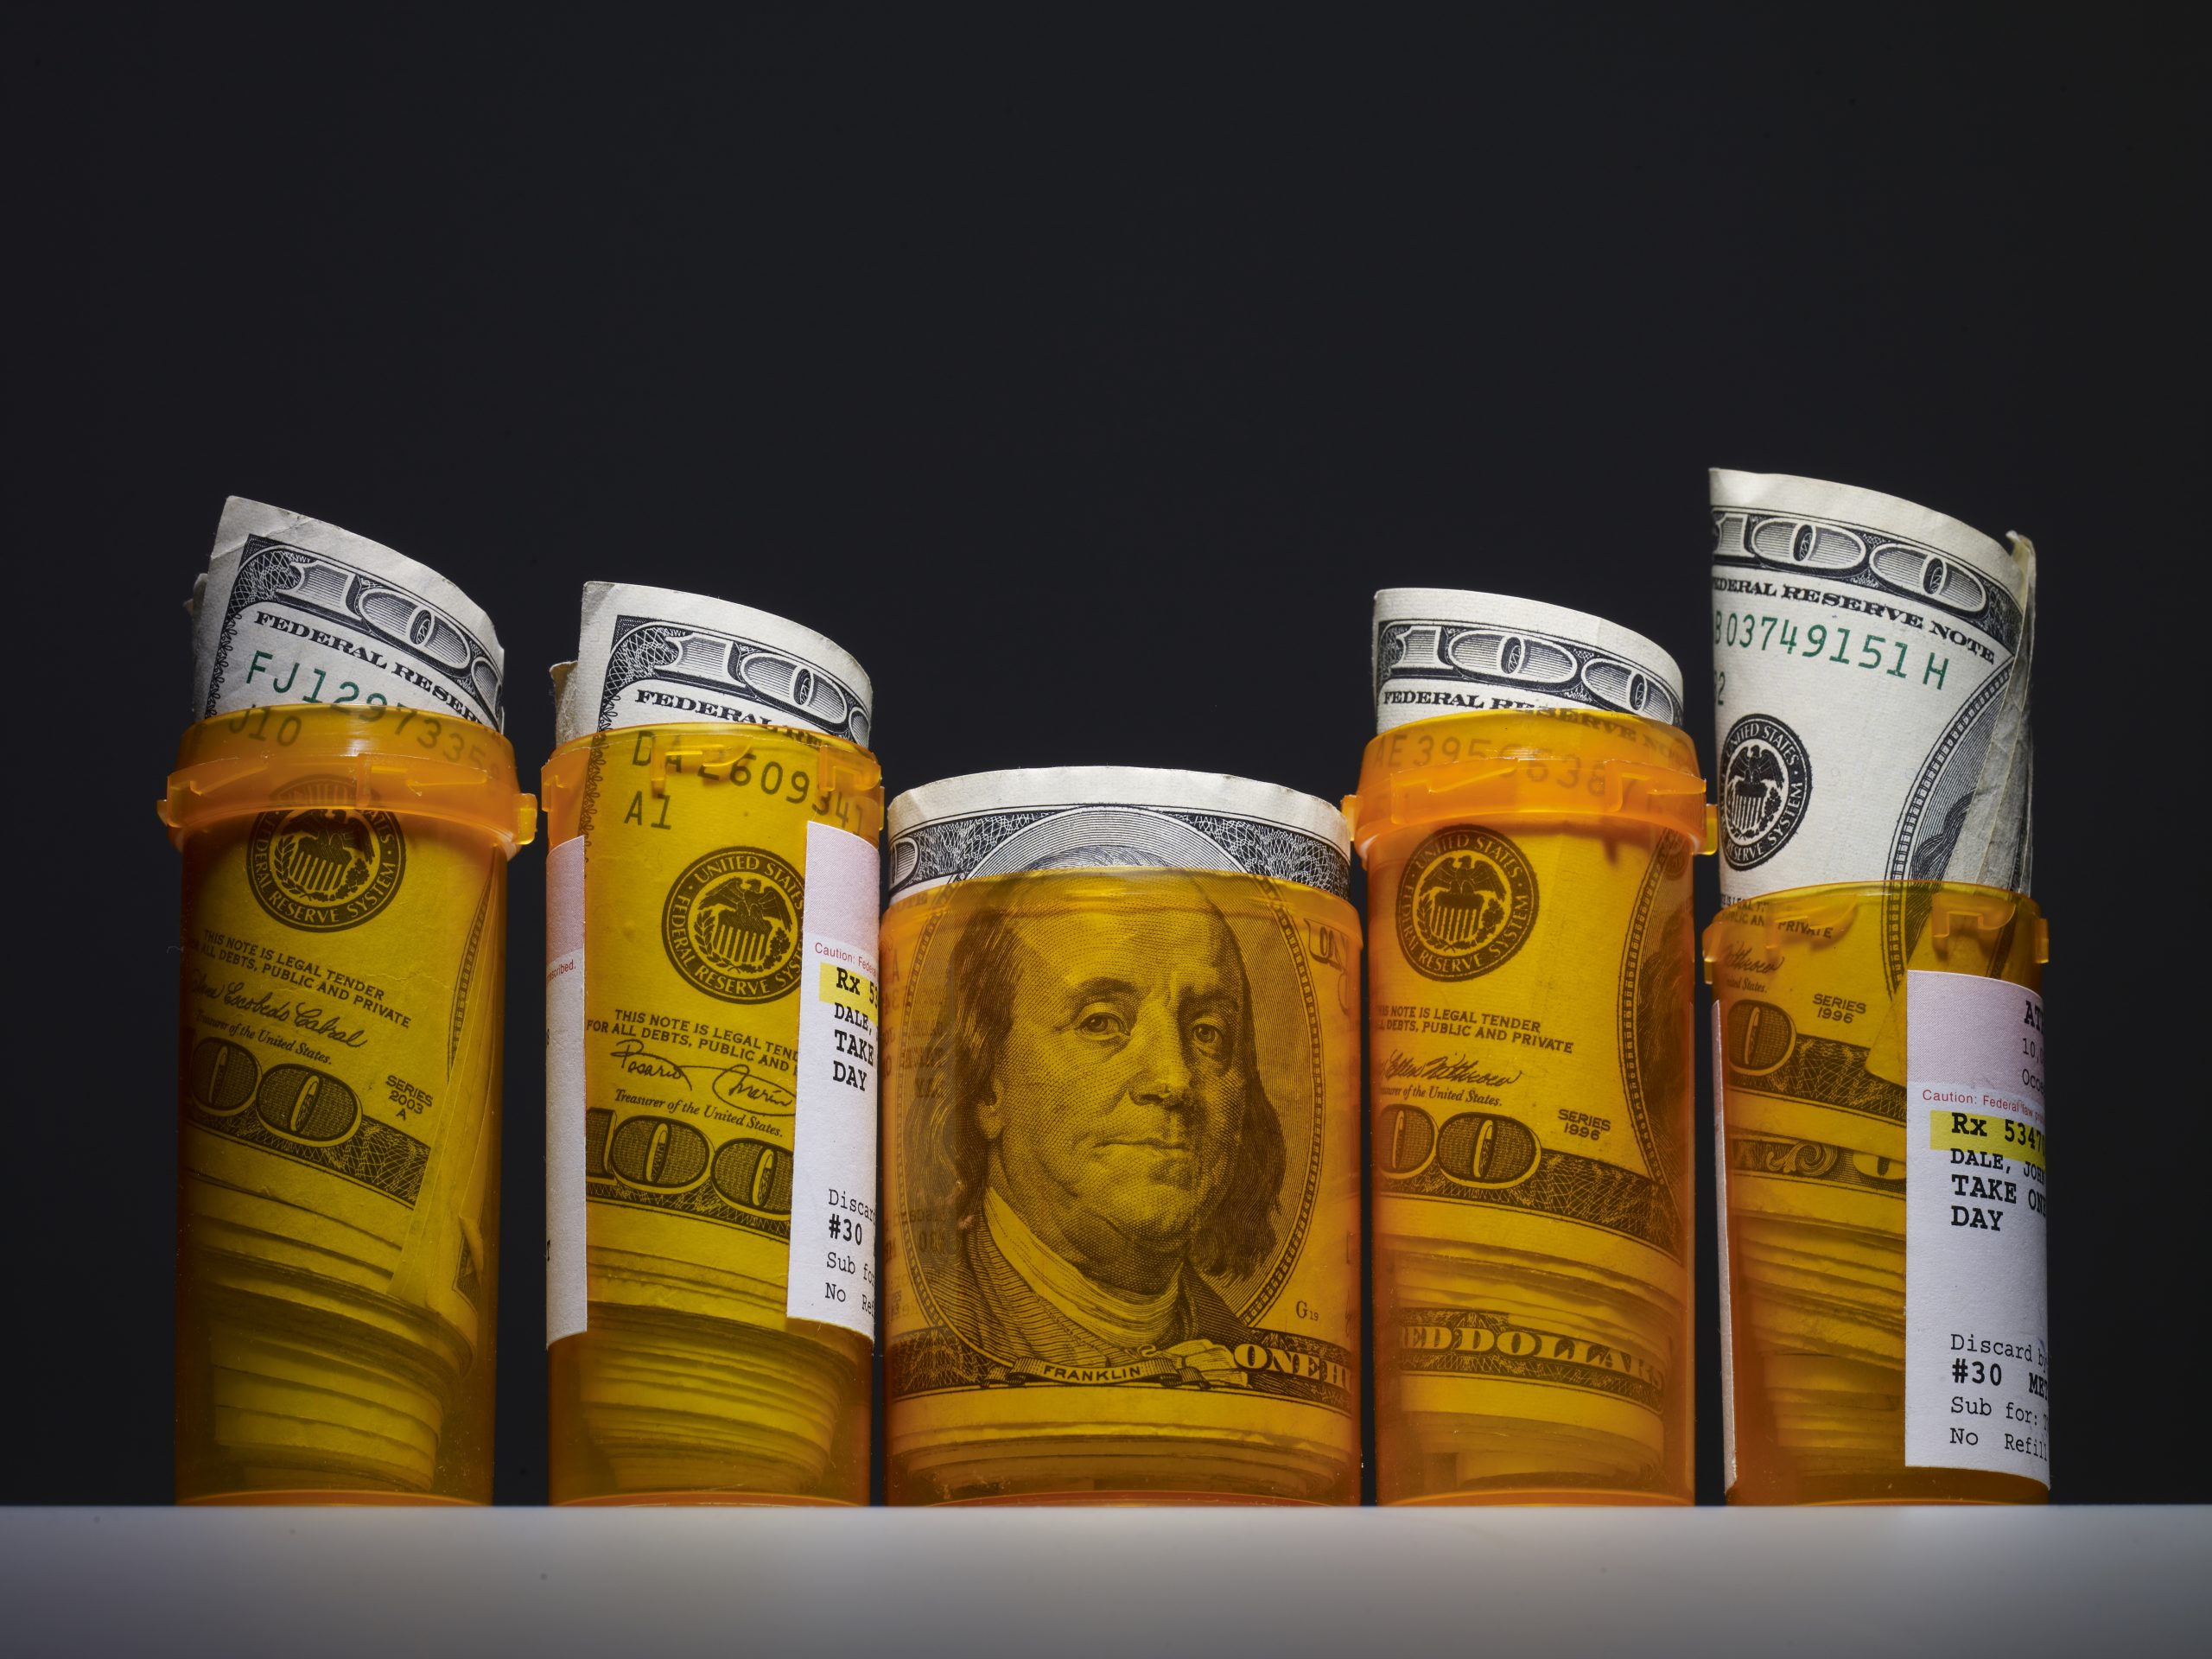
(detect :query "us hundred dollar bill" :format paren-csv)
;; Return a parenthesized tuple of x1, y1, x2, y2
(880, 767, 1362, 1502)
(188, 497, 506, 728)
(887, 766, 1351, 900)
(1358, 652, 1701, 1498)
(1374, 589, 1685, 733)
(1708, 471, 2035, 904)
(553, 581, 872, 749)
(545, 582, 880, 1501)
(176, 501, 512, 1497)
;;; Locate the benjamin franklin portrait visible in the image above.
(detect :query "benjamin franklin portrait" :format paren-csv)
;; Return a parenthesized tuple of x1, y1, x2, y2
(910, 849, 1288, 1378)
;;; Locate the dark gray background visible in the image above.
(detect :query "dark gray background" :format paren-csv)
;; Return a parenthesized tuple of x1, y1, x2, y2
(9, 5, 2203, 1502)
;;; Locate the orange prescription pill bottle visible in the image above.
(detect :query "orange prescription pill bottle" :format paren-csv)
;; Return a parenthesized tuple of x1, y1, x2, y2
(541, 721, 882, 1503)
(543, 588, 882, 1506)
(164, 703, 534, 1503)
(880, 768, 1363, 1503)
(1707, 881, 2050, 1503)
(1348, 709, 1710, 1503)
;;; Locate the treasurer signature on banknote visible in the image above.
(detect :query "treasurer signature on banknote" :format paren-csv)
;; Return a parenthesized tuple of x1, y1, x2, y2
(607, 1038, 799, 1114)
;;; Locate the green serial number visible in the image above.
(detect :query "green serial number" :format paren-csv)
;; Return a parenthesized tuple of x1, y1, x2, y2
(1712, 610, 1952, 707)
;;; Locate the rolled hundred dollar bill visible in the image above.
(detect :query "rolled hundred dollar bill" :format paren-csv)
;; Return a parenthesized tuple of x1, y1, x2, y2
(1708, 472, 2035, 904)
(550, 582, 871, 750)
(1705, 479, 2049, 1504)
(1355, 594, 1707, 1503)
(189, 498, 507, 729)
(168, 499, 525, 1503)
(543, 582, 880, 1503)
(1375, 588, 1684, 732)
(880, 769, 1362, 1503)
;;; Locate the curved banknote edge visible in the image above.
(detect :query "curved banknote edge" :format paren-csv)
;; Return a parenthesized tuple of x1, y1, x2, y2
(553, 582, 873, 748)
(1707, 471, 2035, 907)
(887, 766, 1351, 901)
(1373, 588, 1685, 734)
(188, 498, 507, 730)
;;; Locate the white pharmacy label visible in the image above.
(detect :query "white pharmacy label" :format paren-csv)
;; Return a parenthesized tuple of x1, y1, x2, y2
(1904, 970, 2050, 1485)
(785, 820, 881, 1340)
(545, 836, 589, 1345)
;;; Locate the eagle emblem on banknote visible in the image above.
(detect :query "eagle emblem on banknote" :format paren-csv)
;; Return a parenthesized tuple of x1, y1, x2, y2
(1395, 825, 1538, 981)
(661, 846, 805, 1001)
(1718, 713, 1813, 871)
(247, 805, 406, 932)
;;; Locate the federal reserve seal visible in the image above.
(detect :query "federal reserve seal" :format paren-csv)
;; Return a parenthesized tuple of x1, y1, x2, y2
(662, 845, 805, 1001)
(1395, 826, 1538, 980)
(1719, 714, 1812, 870)
(247, 807, 406, 931)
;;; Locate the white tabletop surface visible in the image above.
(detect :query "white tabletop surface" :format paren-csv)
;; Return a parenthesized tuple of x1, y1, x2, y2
(4, 1505, 2204, 1658)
